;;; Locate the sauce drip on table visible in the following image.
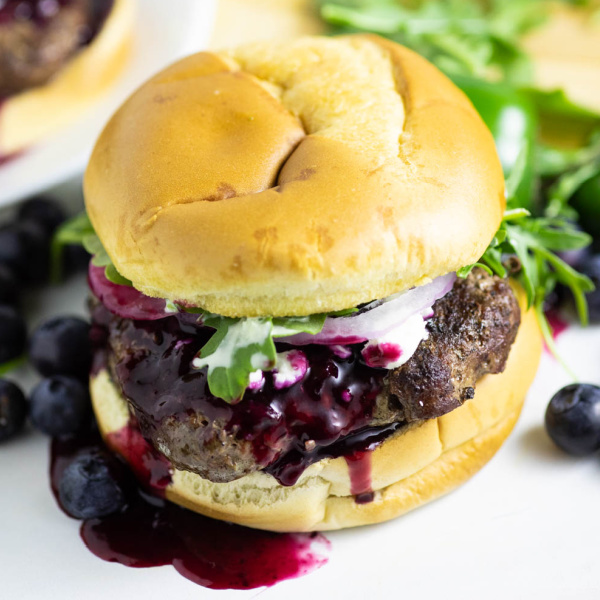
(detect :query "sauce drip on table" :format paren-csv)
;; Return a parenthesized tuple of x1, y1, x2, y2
(50, 429, 330, 590)
(545, 309, 569, 341)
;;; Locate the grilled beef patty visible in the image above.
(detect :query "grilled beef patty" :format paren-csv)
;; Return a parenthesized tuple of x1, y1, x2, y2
(92, 270, 520, 485)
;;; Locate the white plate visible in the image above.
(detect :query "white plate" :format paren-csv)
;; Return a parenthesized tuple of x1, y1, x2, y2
(1, 237, 600, 600)
(0, 0, 218, 209)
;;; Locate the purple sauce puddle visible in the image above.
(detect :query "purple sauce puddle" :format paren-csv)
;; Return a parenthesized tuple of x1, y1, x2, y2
(50, 425, 330, 590)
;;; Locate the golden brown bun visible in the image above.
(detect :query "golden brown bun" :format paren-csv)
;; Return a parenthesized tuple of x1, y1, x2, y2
(84, 35, 505, 317)
(0, 0, 135, 156)
(91, 288, 541, 532)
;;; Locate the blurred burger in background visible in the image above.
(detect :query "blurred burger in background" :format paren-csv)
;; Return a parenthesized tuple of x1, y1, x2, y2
(0, 0, 134, 158)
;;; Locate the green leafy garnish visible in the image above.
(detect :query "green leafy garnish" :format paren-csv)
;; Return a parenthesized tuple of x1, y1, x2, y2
(51, 213, 131, 286)
(191, 308, 364, 401)
(50, 212, 94, 283)
(460, 209, 593, 358)
(523, 87, 600, 134)
(193, 311, 345, 402)
(193, 317, 277, 403)
(0, 355, 26, 377)
(318, 0, 569, 83)
(537, 132, 600, 179)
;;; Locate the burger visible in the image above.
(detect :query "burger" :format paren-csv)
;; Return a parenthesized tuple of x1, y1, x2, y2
(0, 0, 134, 159)
(84, 35, 542, 532)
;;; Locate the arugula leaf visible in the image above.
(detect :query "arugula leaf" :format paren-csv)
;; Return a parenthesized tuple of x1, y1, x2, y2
(537, 131, 600, 178)
(104, 264, 133, 287)
(546, 163, 600, 217)
(82, 234, 109, 266)
(51, 212, 132, 286)
(50, 212, 95, 282)
(462, 210, 594, 325)
(192, 309, 358, 402)
(534, 296, 577, 380)
(193, 318, 277, 403)
(319, 0, 562, 83)
(272, 314, 328, 337)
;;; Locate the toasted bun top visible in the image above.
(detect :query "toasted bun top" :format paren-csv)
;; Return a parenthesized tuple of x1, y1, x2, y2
(84, 35, 504, 317)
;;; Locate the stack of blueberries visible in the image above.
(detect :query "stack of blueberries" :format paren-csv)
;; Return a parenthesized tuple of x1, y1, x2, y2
(0, 197, 91, 443)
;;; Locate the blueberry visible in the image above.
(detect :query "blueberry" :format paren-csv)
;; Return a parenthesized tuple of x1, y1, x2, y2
(29, 316, 91, 379)
(29, 376, 90, 437)
(0, 220, 50, 285)
(0, 304, 27, 364)
(0, 379, 27, 442)
(579, 255, 600, 323)
(17, 197, 65, 235)
(0, 263, 20, 306)
(545, 384, 600, 456)
(62, 244, 91, 276)
(58, 451, 127, 519)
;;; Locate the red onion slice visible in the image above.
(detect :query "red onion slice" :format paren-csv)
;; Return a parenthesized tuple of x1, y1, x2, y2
(278, 273, 456, 345)
(88, 264, 169, 321)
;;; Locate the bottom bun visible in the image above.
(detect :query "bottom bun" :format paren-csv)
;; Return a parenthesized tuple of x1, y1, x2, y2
(91, 297, 541, 532)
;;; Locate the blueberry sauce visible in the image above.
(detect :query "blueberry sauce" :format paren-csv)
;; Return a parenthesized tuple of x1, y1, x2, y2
(545, 309, 569, 341)
(267, 421, 401, 487)
(345, 451, 374, 505)
(91, 300, 400, 491)
(362, 342, 403, 369)
(50, 428, 331, 590)
(105, 420, 172, 494)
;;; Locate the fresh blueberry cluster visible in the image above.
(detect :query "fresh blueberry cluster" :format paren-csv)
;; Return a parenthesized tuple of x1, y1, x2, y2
(0, 197, 89, 365)
(0, 314, 92, 440)
(0, 196, 127, 519)
(0, 196, 92, 442)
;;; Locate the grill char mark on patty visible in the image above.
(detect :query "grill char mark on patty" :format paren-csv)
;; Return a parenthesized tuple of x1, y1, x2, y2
(383, 269, 521, 423)
(97, 269, 521, 484)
